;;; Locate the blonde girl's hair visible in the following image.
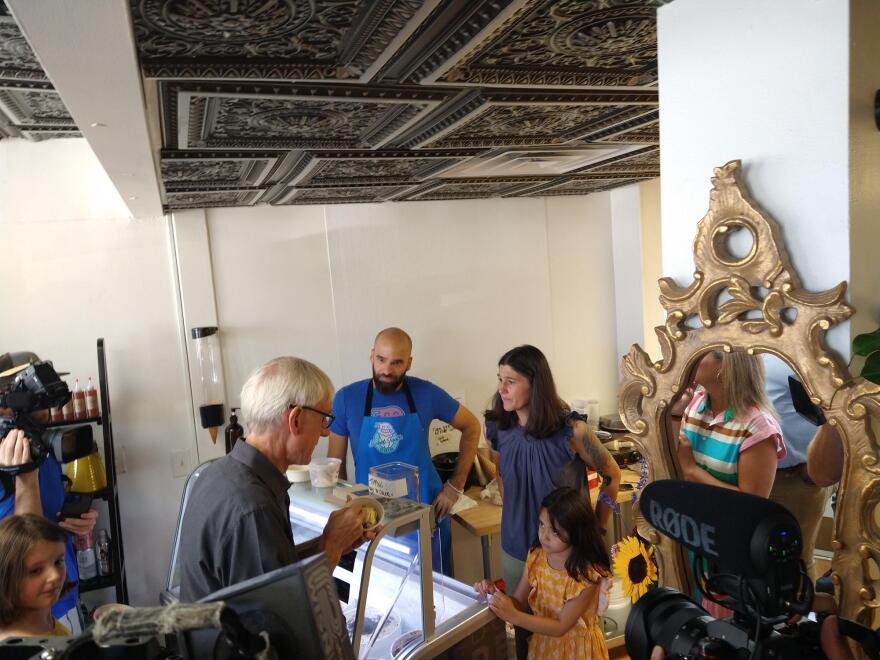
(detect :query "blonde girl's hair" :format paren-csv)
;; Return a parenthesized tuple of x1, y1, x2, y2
(712, 350, 776, 419)
(0, 514, 70, 626)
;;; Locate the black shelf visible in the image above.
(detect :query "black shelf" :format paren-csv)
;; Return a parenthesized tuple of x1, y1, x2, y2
(70, 487, 111, 500)
(46, 416, 102, 428)
(78, 339, 128, 605)
(79, 574, 116, 593)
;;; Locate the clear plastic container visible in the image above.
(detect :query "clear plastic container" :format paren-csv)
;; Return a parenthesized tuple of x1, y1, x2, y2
(307, 457, 341, 488)
(192, 327, 225, 441)
(368, 462, 419, 500)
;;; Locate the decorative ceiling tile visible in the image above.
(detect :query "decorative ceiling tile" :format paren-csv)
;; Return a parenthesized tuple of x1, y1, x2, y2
(596, 118, 659, 143)
(568, 144, 658, 175)
(518, 175, 651, 197)
(400, 176, 551, 201)
(439, 144, 636, 178)
(371, 0, 519, 83)
(163, 82, 452, 150)
(0, 88, 75, 126)
(132, 0, 428, 81)
(165, 188, 263, 210)
(0, 15, 49, 83)
(0, 0, 673, 205)
(0, 87, 78, 140)
(274, 183, 411, 205)
(18, 128, 81, 142)
(0, 8, 79, 142)
(435, 0, 673, 87)
(160, 151, 282, 188)
(281, 149, 476, 186)
(393, 88, 657, 149)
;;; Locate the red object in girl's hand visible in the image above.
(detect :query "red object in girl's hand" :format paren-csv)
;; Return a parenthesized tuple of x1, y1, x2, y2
(493, 579, 506, 594)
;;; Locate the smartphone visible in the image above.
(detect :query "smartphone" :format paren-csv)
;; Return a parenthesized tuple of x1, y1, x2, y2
(59, 493, 93, 520)
(788, 376, 827, 426)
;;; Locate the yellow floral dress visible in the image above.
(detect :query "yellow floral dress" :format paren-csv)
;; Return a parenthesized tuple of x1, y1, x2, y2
(526, 547, 611, 660)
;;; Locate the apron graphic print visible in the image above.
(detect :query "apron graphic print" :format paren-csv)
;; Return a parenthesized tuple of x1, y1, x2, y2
(369, 421, 403, 454)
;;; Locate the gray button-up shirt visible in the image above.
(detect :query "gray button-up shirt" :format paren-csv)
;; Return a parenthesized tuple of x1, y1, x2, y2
(179, 440, 297, 602)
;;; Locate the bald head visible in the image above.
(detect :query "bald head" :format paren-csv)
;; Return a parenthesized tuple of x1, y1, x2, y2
(373, 327, 412, 354)
(371, 328, 413, 394)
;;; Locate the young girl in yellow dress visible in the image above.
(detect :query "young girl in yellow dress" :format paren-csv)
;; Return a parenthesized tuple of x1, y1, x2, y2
(475, 487, 612, 659)
(0, 515, 72, 640)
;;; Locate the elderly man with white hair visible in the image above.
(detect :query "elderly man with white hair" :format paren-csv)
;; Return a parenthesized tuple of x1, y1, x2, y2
(179, 356, 369, 602)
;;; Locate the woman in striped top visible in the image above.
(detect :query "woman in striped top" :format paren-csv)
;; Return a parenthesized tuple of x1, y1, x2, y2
(675, 349, 785, 617)
(676, 350, 784, 496)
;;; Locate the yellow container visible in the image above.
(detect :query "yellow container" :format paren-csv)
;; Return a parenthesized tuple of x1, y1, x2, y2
(66, 452, 107, 492)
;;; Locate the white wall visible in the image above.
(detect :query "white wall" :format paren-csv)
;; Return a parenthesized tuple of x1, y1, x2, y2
(206, 193, 626, 444)
(658, 0, 851, 355)
(0, 140, 193, 606)
(0, 138, 130, 222)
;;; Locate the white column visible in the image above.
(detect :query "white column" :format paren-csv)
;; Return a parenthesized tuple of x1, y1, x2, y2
(610, 184, 646, 366)
(170, 210, 225, 463)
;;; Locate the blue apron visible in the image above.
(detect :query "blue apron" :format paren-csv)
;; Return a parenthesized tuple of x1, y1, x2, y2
(356, 379, 451, 574)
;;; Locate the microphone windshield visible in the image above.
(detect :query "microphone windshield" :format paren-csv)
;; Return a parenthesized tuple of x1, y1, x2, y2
(640, 480, 801, 577)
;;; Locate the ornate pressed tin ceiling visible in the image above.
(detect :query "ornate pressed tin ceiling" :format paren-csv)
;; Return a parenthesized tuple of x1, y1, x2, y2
(2, 0, 668, 208)
(0, 3, 79, 141)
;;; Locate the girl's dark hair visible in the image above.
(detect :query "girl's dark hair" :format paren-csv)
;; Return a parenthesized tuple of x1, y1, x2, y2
(531, 487, 611, 583)
(485, 345, 569, 438)
(0, 514, 71, 626)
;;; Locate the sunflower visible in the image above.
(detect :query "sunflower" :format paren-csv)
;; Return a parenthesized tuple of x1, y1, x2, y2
(613, 535, 658, 603)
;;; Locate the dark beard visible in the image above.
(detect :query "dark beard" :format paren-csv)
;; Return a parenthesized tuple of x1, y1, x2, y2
(372, 368, 405, 394)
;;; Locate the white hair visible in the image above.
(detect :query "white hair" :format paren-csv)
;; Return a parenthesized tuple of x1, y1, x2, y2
(240, 356, 334, 435)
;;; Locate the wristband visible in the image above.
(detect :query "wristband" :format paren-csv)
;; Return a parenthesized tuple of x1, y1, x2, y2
(445, 481, 464, 495)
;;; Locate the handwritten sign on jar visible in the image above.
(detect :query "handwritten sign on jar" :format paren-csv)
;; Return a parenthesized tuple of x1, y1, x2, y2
(368, 475, 409, 499)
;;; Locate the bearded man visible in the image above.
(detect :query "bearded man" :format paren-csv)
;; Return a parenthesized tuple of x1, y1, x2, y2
(328, 328, 480, 574)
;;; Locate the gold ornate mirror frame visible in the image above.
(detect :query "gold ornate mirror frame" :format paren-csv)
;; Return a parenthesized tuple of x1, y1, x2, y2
(619, 160, 880, 624)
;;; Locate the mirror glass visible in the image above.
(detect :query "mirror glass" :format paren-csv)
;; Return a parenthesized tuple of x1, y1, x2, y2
(665, 350, 837, 590)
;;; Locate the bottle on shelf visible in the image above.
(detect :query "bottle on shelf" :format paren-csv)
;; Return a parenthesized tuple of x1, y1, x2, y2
(224, 407, 244, 454)
(61, 381, 74, 422)
(74, 531, 97, 580)
(72, 378, 86, 420)
(85, 377, 99, 418)
(95, 529, 112, 576)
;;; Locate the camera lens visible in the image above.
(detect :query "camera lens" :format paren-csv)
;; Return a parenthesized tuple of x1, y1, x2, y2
(626, 587, 732, 660)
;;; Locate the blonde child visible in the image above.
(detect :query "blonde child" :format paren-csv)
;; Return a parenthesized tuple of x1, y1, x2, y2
(475, 487, 612, 659)
(0, 514, 72, 640)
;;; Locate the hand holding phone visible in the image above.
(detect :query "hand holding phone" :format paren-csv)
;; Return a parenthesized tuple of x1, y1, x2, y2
(59, 493, 93, 520)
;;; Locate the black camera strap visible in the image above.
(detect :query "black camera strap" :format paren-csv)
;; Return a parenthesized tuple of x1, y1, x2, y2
(838, 618, 880, 660)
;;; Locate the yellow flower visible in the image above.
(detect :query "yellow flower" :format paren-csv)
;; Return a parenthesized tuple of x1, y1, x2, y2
(613, 536, 658, 603)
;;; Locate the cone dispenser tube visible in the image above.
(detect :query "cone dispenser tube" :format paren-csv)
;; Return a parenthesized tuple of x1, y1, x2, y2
(192, 326, 225, 442)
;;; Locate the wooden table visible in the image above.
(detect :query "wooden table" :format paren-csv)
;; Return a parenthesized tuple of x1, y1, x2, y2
(452, 486, 501, 580)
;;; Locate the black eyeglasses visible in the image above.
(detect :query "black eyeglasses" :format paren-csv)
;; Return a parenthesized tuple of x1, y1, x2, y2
(290, 404, 335, 429)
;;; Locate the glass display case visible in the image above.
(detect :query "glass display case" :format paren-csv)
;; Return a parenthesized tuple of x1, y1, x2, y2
(289, 481, 506, 659)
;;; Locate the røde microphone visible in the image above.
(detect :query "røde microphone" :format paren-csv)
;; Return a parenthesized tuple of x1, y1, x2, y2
(640, 480, 801, 578)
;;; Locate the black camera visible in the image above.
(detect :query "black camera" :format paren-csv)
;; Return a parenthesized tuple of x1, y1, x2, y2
(627, 481, 880, 659)
(626, 480, 825, 660)
(0, 360, 94, 497)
